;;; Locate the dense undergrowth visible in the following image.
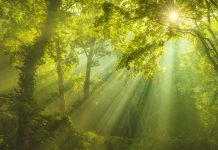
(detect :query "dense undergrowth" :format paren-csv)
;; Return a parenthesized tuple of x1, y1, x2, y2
(0, 111, 218, 150)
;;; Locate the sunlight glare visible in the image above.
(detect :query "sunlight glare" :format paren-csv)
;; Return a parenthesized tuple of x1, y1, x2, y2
(170, 12, 178, 21)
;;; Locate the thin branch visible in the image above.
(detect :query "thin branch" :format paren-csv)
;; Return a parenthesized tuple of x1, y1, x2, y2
(83, 48, 88, 57)
(47, 47, 56, 59)
(205, 0, 211, 25)
(209, 0, 218, 10)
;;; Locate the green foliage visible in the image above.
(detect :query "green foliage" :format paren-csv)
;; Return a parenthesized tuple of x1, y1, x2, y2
(0, 113, 92, 150)
(0, 111, 17, 150)
(42, 115, 88, 150)
(94, 0, 218, 76)
(130, 134, 218, 150)
(0, 0, 218, 150)
(104, 136, 133, 150)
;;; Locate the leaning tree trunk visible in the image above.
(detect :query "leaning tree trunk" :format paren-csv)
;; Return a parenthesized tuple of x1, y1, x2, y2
(83, 49, 94, 101)
(16, 1, 61, 149)
(56, 39, 66, 113)
(193, 30, 218, 72)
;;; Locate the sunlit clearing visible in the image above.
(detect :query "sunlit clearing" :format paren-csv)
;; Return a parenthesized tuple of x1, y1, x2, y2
(170, 12, 178, 21)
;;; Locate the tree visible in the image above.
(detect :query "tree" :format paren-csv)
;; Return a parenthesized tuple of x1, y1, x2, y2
(94, 0, 218, 141)
(72, 1, 111, 101)
(45, 6, 80, 113)
(46, 34, 78, 113)
(95, 0, 218, 73)
(13, 0, 61, 149)
(178, 38, 218, 140)
(76, 37, 110, 101)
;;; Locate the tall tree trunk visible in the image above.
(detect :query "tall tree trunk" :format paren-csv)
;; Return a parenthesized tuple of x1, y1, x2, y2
(83, 47, 94, 101)
(83, 49, 94, 101)
(16, 1, 61, 149)
(56, 39, 66, 113)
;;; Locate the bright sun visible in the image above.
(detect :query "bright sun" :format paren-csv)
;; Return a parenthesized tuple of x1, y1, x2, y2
(170, 12, 178, 21)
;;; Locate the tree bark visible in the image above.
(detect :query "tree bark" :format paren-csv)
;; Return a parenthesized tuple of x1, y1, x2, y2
(83, 48, 94, 101)
(56, 38, 66, 113)
(16, 0, 61, 149)
(193, 30, 218, 72)
(208, 27, 218, 48)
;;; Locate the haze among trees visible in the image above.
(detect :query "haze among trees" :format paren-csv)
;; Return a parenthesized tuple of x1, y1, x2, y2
(0, 0, 218, 150)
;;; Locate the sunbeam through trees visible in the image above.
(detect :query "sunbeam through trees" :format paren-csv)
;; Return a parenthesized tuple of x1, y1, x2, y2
(0, 0, 218, 150)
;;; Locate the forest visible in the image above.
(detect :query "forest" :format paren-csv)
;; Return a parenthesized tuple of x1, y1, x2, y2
(0, 0, 218, 150)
